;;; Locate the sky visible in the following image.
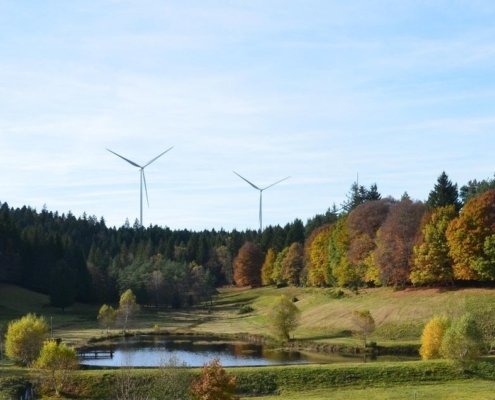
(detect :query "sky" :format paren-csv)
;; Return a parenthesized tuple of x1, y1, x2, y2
(1, 1, 495, 231)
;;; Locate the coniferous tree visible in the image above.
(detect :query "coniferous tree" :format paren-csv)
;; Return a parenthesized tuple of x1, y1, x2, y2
(426, 172, 461, 211)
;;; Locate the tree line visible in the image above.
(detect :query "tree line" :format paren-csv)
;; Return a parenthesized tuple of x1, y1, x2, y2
(1, 171, 495, 308)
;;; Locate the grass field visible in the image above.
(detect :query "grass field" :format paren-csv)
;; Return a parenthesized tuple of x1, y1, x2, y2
(243, 380, 495, 400)
(2, 283, 495, 398)
(2, 283, 495, 348)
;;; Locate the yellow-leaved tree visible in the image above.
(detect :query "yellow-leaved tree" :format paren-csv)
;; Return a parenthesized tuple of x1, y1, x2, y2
(419, 316, 450, 360)
(5, 313, 48, 365)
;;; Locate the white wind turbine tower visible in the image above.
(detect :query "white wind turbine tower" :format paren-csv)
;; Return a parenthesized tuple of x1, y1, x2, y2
(107, 147, 173, 226)
(233, 171, 290, 233)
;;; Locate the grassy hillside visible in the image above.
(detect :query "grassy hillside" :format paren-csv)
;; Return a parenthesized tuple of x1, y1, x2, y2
(1, 283, 495, 347)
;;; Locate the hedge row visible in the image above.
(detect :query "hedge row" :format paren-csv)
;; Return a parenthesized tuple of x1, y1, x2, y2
(61, 360, 467, 398)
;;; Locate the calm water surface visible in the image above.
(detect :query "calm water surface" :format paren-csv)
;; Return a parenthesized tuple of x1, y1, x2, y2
(80, 335, 413, 367)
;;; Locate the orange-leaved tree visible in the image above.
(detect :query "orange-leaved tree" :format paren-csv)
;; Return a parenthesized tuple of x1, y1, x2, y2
(191, 358, 238, 400)
(233, 242, 264, 287)
(373, 199, 426, 287)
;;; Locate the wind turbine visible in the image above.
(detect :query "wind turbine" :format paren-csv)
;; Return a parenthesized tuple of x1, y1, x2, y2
(233, 171, 290, 233)
(107, 147, 173, 226)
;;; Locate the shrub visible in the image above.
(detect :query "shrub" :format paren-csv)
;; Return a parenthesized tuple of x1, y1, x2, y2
(191, 358, 238, 400)
(34, 340, 79, 397)
(440, 314, 483, 365)
(5, 314, 48, 365)
(420, 316, 450, 360)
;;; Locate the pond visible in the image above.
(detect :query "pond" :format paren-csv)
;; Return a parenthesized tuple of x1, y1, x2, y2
(80, 335, 414, 368)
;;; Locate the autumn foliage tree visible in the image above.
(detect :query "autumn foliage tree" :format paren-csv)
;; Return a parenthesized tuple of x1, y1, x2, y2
(419, 316, 450, 360)
(347, 199, 393, 284)
(373, 199, 426, 287)
(261, 249, 276, 286)
(446, 190, 495, 280)
(440, 314, 483, 365)
(233, 242, 264, 287)
(35, 340, 79, 397)
(191, 358, 238, 400)
(281, 242, 304, 286)
(411, 205, 457, 286)
(305, 224, 333, 287)
(5, 313, 48, 365)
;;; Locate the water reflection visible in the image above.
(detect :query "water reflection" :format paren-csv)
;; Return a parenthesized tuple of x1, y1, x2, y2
(80, 336, 414, 368)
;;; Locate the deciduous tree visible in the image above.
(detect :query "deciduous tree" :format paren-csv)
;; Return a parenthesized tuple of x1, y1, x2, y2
(420, 316, 450, 360)
(233, 242, 264, 287)
(411, 205, 457, 285)
(118, 289, 139, 333)
(281, 242, 304, 286)
(5, 313, 48, 365)
(191, 358, 238, 400)
(270, 295, 301, 341)
(440, 314, 483, 365)
(351, 310, 375, 348)
(97, 304, 117, 335)
(374, 199, 426, 287)
(446, 190, 495, 280)
(261, 249, 276, 286)
(35, 340, 78, 397)
(305, 224, 333, 287)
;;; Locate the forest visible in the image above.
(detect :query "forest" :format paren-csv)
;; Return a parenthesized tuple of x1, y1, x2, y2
(1, 171, 495, 310)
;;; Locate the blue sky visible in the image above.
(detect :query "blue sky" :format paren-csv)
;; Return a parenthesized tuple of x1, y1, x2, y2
(1, 1, 495, 230)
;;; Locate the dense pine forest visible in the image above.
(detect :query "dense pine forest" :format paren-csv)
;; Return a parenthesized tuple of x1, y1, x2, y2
(1, 172, 495, 310)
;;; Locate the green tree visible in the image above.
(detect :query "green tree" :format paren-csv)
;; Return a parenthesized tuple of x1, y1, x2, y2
(342, 182, 381, 212)
(351, 310, 375, 348)
(97, 304, 117, 335)
(118, 289, 139, 333)
(446, 190, 495, 280)
(191, 358, 238, 400)
(261, 249, 276, 286)
(411, 205, 457, 285)
(440, 314, 483, 365)
(5, 313, 48, 365)
(270, 295, 301, 341)
(329, 217, 353, 287)
(420, 316, 450, 360)
(271, 247, 288, 286)
(426, 171, 461, 211)
(460, 175, 495, 205)
(49, 259, 76, 311)
(35, 340, 79, 397)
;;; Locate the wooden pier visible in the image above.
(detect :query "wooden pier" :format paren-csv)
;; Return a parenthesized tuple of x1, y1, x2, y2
(78, 349, 114, 359)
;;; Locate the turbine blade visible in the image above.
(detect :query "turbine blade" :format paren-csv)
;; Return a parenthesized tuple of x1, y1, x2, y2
(106, 148, 142, 168)
(263, 176, 290, 191)
(142, 170, 150, 207)
(143, 146, 174, 168)
(233, 171, 260, 190)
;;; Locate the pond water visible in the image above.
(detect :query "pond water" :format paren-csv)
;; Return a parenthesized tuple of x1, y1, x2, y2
(80, 335, 413, 368)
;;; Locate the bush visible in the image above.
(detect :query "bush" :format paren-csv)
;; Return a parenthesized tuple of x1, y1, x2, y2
(440, 314, 483, 365)
(34, 340, 79, 397)
(5, 314, 48, 365)
(420, 316, 450, 360)
(191, 358, 238, 400)
(270, 295, 301, 341)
